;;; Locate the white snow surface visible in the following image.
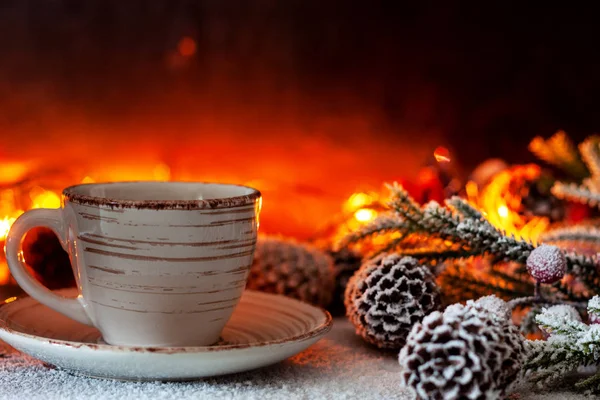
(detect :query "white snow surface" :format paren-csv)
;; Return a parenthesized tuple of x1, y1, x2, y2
(544, 304, 582, 322)
(589, 295, 600, 314)
(0, 318, 591, 400)
(473, 295, 511, 321)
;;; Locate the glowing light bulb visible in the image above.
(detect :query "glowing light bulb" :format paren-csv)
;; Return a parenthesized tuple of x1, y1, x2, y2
(354, 208, 376, 222)
(497, 205, 509, 219)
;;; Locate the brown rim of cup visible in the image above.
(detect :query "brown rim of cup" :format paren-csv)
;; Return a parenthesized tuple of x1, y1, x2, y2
(62, 181, 262, 210)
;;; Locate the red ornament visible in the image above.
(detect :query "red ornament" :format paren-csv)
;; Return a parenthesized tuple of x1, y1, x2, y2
(526, 245, 566, 284)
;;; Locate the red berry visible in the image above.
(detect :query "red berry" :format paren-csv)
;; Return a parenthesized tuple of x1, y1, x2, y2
(526, 245, 566, 284)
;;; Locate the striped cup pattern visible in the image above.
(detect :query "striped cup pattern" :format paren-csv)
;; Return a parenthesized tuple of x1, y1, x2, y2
(61, 183, 260, 347)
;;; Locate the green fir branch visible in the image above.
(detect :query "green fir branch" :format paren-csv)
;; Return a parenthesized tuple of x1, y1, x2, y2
(445, 196, 484, 220)
(525, 298, 600, 394)
(551, 136, 600, 208)
(541, 225, 600, 243)
(563, 253, 600, 293)
(421, 200, 464, 239)
(536, 313, 589, 338)
(385, 182, 425, 226)
(529, 131, 588, 179)
(524, 340, 586, 389)
(398, 246, 477, 263)
(588, 296, 600, 316)
(575, 371, 600, 392)
(551, 182, 600, 207)
(579, 136, 600, 187)
(341, 181, 600, 303)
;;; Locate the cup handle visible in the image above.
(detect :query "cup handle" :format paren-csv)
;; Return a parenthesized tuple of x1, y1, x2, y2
(5, 208, 93, 326)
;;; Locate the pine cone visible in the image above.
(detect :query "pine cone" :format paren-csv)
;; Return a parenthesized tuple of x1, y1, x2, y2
(399, 296, 526, 400)
(345, 254, 441, 349)
(326, 248, 362, 316)
(247, 236, 335, 307)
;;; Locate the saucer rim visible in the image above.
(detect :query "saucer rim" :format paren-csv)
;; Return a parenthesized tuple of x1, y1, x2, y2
(0, 289, 333, 354)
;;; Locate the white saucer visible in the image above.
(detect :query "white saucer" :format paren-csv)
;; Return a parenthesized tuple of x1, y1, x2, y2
(0, 288, 332, 381)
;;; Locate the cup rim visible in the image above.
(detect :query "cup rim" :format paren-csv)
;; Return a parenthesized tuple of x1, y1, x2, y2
(62, 181, 261, 210)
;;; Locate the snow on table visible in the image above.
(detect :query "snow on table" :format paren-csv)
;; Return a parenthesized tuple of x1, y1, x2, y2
(0, 318, 588, 400)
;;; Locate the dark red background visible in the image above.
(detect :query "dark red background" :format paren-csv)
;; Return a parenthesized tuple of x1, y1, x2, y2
(1, 1, 599, 238)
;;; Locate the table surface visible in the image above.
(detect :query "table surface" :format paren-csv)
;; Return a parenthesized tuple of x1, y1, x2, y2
(0, 318, 588, 400)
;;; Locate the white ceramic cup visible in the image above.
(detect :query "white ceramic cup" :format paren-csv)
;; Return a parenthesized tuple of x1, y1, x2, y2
(5, 181, 261, 347)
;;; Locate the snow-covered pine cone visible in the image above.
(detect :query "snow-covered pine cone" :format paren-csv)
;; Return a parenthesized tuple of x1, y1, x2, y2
(247, 236, 335, 307)
(345, 254, 441, 349)
(399, 296, 526, 400)
(326, 248, 363, 316)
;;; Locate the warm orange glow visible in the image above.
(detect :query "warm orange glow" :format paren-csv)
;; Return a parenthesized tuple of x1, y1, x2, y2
(354, 208, 377, 222)
(344, 193, 374, 213)
(31, 190, 61, 209)
(0, 185, 62, 286)
(0, 216, 16, 241)
(497, 205, 509, 219)
(0, 213, 18, 284)
(153, 163, 171, 181)
(0, 264, 9, 285)
(417, 167, 439, 185)
(468, 164, 549, 243)
(433, 146, 451, 163)
(465, 180, 478, 199)
(0, 98, 445, 288)
(178, 37, 197, 57)
(318, 191, 384, 250)
(0, 162, 29, 184)
(0, 185, 67, 285)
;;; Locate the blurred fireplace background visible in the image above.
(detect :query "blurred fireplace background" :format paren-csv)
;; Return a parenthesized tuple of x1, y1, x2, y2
(1, 2, 600, 292)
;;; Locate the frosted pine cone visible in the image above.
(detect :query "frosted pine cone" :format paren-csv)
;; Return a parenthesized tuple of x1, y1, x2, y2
(345, 254, 441, 349)
(471, 295, 512, 321)
(399, 296, 526, 400)
(247, 236, 335, 307)
(468, 297, 526, 392)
